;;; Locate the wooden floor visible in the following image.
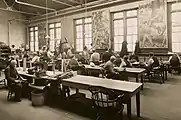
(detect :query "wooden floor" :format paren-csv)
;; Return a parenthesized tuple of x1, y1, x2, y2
(0, 73, 181, 120)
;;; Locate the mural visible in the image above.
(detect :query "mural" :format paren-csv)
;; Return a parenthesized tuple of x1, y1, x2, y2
(138, 0, 168, 48)
(92, 10, 110, 49)
(38, 23, 46, 49)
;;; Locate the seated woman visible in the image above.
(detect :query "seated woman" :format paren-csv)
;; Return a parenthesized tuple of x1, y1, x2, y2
(120, 55, 132, 68)
(129, 52, 139, 63)
(114, 54, 122, 67)
(168, 53, 181, 73)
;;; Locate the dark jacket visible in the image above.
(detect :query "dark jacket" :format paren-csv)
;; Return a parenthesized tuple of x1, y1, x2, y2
(102, 51, 112, 63)
(5, 66, 19, 86)
(152, 56, 160, 67)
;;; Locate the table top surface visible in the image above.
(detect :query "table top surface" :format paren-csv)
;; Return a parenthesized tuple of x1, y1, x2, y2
(17, 67, 63, 80)
(114, 67, 146, 73)
(62, 75, 142, 93)
(83, 64, 103, 70)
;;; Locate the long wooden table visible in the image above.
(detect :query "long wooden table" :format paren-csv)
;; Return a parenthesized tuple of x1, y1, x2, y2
(62, 75, 142, 120)
(115, 67, 145, 89)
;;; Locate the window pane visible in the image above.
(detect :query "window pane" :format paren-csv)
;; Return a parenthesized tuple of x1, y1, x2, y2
(76, 32, 83, 39)
(114, 12, 123, 19)
(172, 3, 181, 11)
(172, 12, 181, 26)
(114, 36, 123, 44)
(55, 23, 61, 27)
(76, 25, 83, 32)
(172, 43, 181, 52)
(30, 42, 34, 51)
(75, 19, 83, 24)
(76, 39, 83, 44)
(127, 27, 137, 35)
(30, 27, 33, 31)
(76, 44, 83, 51)
(56, 28, 61, 39)
(172, 33, 180, 42)
(126, 10, 137, 17)
(85, 18, 92, 23)
(35, 27, 38, 30)
(30, 32, 34, 37)
(35, 42, 39, 51)
(114, 43, 122, 51)
(50, 29, 55, 39)
(127, 18, 137, 27)
(49, 24, 54, 28)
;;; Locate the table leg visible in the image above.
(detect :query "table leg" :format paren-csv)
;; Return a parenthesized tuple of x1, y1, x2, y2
(127, 97, 132, 120)
(136, 74, 138, 82)
(76, 88, 79, 93)
(141, 74, 144, 90)
(165, 68, 167, 81)
(136, 91, 140, 117)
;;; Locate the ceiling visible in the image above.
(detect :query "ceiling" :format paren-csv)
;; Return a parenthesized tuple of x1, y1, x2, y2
(4, 0, 101, 18)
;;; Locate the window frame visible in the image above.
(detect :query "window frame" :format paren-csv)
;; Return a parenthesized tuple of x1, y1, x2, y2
(48, 22, 61, 51)
(171, 3, 181, 53)
(29, 26, 38, 52)
(112, 9, 138, 52)
(74, 17, 92, 52)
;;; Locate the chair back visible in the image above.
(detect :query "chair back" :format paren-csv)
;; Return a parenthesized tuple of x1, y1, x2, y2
(88, 86, 123, 108)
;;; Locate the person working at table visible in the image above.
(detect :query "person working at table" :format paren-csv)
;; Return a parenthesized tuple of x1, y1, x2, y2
(90, 49, 100, 65)
(5, 60, 23, 102)
(102, 48, 112, 63)
(104, 56, 119, 79)
(146, 52, 160, 75)
(31, 52, 40, 66)
(168, 53, 181, 73)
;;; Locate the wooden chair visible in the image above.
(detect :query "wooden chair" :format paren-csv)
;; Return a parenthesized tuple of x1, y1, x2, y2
(89, 86, 124, 120)
(169, 63, 181, 75)
(149, 65, 164, 84)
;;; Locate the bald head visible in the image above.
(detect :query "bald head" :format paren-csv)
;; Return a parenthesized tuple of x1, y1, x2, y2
(10, 60, 17, 68)
(110, 56, 116, 62)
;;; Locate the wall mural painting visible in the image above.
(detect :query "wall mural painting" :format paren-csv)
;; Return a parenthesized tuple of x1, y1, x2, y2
(138, 0, 168, 48)
(92, 10, 110, 49)
(38, 23, 46, 49)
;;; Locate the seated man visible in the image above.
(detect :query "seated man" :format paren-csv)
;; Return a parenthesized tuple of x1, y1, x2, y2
(5, 60, 23, 102)
(104, 56, 119, 79)
(31, 52, 40, 66)
(67, 55, 83, 71)
(90, 49, 100, 65)
(102, 48, 112, 63)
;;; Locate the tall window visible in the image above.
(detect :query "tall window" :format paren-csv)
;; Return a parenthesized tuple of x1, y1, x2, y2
(113, 12, 124, 51)
(29, 26, 38, 52)
(112, 10, 138, 52)
(171, 3, 181, 52)
(75, 17, 92, 51)
(49, 22, 61, 51)
(126, 10, 137, 52)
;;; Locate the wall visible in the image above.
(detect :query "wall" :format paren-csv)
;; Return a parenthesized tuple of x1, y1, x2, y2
(0, 1, 26, 49)
(27, 0, 176, 51)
